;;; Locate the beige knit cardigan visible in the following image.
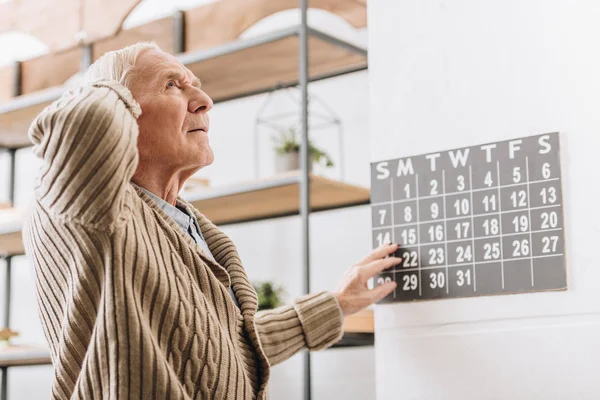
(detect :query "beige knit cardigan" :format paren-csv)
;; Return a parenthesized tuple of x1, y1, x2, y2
(22, 81, 344, 399)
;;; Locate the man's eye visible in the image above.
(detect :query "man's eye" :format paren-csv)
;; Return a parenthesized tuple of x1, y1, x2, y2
(167, 81, 176, 88)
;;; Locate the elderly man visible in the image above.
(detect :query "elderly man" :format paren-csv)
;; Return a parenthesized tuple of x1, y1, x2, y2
(22, 42, 399, 399)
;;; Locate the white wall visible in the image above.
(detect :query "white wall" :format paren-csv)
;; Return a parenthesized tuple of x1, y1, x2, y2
(368, 0, 600, 399)
(1, 69, 375, 400)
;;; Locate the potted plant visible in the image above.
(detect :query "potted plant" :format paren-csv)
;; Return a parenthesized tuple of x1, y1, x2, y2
(272, 126, 334, 173)
(253, 281, 286, 311)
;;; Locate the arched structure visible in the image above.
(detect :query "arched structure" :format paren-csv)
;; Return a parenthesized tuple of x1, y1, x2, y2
(0, 0, 366, 52)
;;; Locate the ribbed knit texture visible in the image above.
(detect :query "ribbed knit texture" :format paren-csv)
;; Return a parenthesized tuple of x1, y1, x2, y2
(22, 81, 344, 400)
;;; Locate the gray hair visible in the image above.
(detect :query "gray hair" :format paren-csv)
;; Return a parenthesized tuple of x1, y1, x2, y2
(83, 41, 160, 89)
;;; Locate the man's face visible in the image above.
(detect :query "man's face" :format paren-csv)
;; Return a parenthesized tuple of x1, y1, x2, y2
(129, 49, 214, 175)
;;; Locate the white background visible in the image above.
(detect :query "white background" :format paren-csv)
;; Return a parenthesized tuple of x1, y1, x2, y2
(368, 0, 600, 399)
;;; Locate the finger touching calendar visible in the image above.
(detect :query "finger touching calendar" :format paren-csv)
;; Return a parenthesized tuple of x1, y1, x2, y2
(370, 132, 567, 303)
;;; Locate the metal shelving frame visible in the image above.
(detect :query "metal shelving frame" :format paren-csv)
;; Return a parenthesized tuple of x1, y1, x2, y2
(0, 147, 16, 400)
(0, 3, 370, 399)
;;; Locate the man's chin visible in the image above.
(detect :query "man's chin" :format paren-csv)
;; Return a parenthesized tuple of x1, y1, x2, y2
(196, 150, 214, 169)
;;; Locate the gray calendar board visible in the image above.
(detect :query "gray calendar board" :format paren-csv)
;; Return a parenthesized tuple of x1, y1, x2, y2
(370, 132, 567, 303)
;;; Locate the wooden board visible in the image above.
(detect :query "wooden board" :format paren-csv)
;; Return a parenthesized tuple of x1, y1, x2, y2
(0, 231, 25, 257)
(186, 0, 367, 51)
(0, 0, 81, 51)
(0, 96, 56, 149)
(185, 33, 367, 103)
(343, 309, 374, 333)
(0, 345, 51, 367)
(0, 65, 15, 103)
(93, 17, 176, 61)
(82, 0, 143, 48)
(184, 172, 370, 225)
(0, 0, 365, 53)
(21, 48, 81, 95)
(0, 208, 26, 257)
(0, 0, 141, 52)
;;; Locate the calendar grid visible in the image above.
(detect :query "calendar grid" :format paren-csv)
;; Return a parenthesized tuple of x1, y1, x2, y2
(371, 133, 567, 303)
(386, 228, 563, 251)
(370, 177, 560, 206)
(415, 174, 422, 296)
(387, 253, 563, 273)
(389, 174, 396, 298)
(525, 156, 535, 286)
(372, 204, 560, 226)
(496, 161, 505, 289)
(469, 165, 476, 292)
(442, 170, 449, 294)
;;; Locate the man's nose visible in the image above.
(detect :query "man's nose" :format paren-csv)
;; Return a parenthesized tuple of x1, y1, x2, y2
(188, 89, 213, 114)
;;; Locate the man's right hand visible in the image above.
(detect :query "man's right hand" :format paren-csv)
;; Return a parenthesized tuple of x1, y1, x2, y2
(333, 243, 400, 317)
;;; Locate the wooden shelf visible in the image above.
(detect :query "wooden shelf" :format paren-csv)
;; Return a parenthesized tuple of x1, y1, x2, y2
(0, 345, 51, 368)
(343, 309, 374, 333)
(0, 174, 369, 256)
(332, 332, 374, 348)
(0, 208, 25, 257)
(0, 87, 64, 149)
(180, 26, 367, 103)
(183, 171, 370, 226)
(0, 27, 366, 150)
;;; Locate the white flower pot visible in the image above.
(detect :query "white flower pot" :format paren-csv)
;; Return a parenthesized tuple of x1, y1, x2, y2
(275, 152, 312, 173)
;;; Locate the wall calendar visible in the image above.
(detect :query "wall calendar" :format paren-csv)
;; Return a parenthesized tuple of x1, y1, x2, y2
(370, 133, 567, 303)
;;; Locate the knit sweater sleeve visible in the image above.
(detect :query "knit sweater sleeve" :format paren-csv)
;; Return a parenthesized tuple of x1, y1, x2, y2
(253, 291, 344, 366)
(28, 80, 141, 229)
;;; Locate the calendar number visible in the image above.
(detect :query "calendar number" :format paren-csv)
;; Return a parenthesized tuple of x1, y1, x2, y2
(430, 202, 439, 219)
(512, 239, 530, 257)
(428, 248, 445, 265)
(378, 209, 387, 225)
(482, 218, 499, 236)
(376, 276, 392, 285)
(541, 211, 558, 229)
(484, 171, 493, 187)
(404, 206, 413, 222)
(456, 269, 472, 287)
(429, 272, 445, 289)
(402, 250, 419, 268)
(456, 245, 473, 263)
(483, 194, 497, 212)
(428, 225, 444, 241)
(542, 236, 559, 253)
(454, 198, 470, 216)
(400, 228, 417, 245)
(542, 163, 551, 179)
(454, 221, 470, 239)
(510, 190, 527, 208)
(376, 231, 391, 247)
(483, 242, 500, 260)
(457, 175, 466, 191)
(404, 183, 411, 198)
(513, 167, 522, 183)
(512, 215, 529, 232)
(430, 179, 438, 195)
(402, 274, 418, 291)
(540, 187, 557, 204)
